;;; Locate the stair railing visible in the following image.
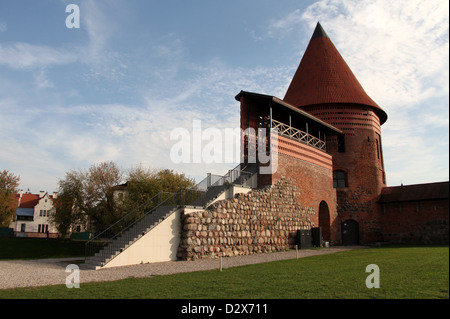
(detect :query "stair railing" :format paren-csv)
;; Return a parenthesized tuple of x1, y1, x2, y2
(85, 163, 257, 264)
(85, 191, 172, 260)
(95, 188, 207, 265)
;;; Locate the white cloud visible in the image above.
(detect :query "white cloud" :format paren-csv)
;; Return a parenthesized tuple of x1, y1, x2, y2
(34, 70, 54, 89)
(0, 42, 78, 69)
(80, 0, 116, 61)
(0, 1, 127, 79)
(0, 54, 295, 192)
(78, 0, 131, 81)
(267, 0, 449, 186)
(1, 0, 447, 192)
(292, 0, 449, 108)
(268, 9, 304, 37)
(267, 0, 449, 106)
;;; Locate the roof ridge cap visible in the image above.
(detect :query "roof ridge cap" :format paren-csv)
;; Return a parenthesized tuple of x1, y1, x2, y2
(311, 22, 329, 39)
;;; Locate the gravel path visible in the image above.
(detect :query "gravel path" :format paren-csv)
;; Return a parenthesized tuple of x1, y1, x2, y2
(0, 246, 363, 290)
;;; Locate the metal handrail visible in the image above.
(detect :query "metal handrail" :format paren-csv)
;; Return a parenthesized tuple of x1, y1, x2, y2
(89, 192, 161, 241)
(209, 163, 252, 188)
(94, 189, 205, 266)
(85, 174, 211, 260)
(85, 163, 257, 265)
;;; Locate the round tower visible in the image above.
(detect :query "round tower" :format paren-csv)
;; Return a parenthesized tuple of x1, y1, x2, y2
(284, 22, 388, 243)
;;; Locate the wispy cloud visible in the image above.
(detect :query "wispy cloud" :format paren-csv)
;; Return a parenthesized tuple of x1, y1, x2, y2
(1, 0, 447, 192)
(270, 0, 449, 109)
(0, 51, 295, 192)
(266, 0, 449, 185)
(80, 0, 116, 63)
(0, 1, 117, 73)
(0, 42, 78, 69)
(34, 69, 54, 89)
(268, 9, 304, 37)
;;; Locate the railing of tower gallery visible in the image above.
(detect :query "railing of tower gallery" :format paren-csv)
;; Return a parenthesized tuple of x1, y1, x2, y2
(85, 163, 255, 263)
(271, 118, 326, 151)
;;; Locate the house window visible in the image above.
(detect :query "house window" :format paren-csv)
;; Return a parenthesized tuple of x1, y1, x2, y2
(333, 170, 347, 188)
(38, 224, 48, 233)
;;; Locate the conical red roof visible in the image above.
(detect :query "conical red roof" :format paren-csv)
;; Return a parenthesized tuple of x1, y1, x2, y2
(284, 23, 387, 124)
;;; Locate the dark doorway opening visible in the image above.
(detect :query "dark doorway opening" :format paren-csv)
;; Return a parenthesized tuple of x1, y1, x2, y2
(342, 219, 359, 245)
(318, 201, 331, 242)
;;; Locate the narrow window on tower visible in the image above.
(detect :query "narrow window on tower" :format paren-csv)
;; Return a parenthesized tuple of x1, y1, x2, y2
(376, 133, 385, 169)
(333, 170, 347, 188)
(338, 134, 345, 152)
(376, 139, 380, 159)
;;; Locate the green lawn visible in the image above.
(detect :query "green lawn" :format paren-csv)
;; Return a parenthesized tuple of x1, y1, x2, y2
(0, 245, 448, 299)
(0, 237, 86, 260)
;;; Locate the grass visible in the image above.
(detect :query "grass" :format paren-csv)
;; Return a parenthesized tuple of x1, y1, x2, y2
(0, 245, 448, 299)
(0, 237, 86, 260)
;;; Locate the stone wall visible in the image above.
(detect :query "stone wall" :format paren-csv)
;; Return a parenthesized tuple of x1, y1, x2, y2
(177, 178, 315, 260)
(380, 199, 449, 244)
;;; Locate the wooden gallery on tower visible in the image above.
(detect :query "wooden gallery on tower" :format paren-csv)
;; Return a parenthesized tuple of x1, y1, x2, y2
(235, 22, 449, 246)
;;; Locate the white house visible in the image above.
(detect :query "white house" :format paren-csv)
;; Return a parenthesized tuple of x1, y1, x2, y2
(10, 191, 59, 237)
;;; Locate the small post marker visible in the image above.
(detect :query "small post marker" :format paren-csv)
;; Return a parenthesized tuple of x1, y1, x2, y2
(220, 256, 223, 272)
(296, 245, 299, 259)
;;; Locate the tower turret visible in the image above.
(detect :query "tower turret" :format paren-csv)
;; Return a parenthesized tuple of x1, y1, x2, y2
(284, 22, 388, 243)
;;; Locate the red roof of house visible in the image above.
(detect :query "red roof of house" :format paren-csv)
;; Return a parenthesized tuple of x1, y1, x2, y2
(18, 193, 40, 208)
(283, 22, 388, 125)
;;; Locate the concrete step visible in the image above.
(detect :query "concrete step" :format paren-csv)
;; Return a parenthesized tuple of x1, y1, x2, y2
(86, 206, 179, 269)
(81, 259, 102, 270)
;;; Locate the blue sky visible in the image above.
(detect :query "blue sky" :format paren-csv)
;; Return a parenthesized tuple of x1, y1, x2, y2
(0, 0, 448, 193)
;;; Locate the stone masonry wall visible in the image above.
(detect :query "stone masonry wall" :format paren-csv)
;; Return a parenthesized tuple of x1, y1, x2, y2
(177, 178, 316, 261)
(380, 199, 449, 244)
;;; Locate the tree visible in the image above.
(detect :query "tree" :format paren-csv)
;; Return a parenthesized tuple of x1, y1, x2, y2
(117, 166, 195, 218)
(85, 161, 123, 230)
(155, 169, 196, 191)
(53, 162, 195, 236)
(53, 161, 123, 235)
(51, 169, 87, 238)
(0, 170, 20, 227)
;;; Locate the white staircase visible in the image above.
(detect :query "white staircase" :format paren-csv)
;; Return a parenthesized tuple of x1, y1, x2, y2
(83, 164, 257, 269)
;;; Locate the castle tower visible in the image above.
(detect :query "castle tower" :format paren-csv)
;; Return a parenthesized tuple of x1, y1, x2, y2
(284, 22, 388, 243)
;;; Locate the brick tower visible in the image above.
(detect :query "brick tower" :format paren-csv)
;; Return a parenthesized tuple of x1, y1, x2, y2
(284, 22, 388, 243)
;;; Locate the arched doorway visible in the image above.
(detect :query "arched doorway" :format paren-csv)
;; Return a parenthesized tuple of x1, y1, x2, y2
(342, 220, 359, 245)
(318, 201, 331, 242)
